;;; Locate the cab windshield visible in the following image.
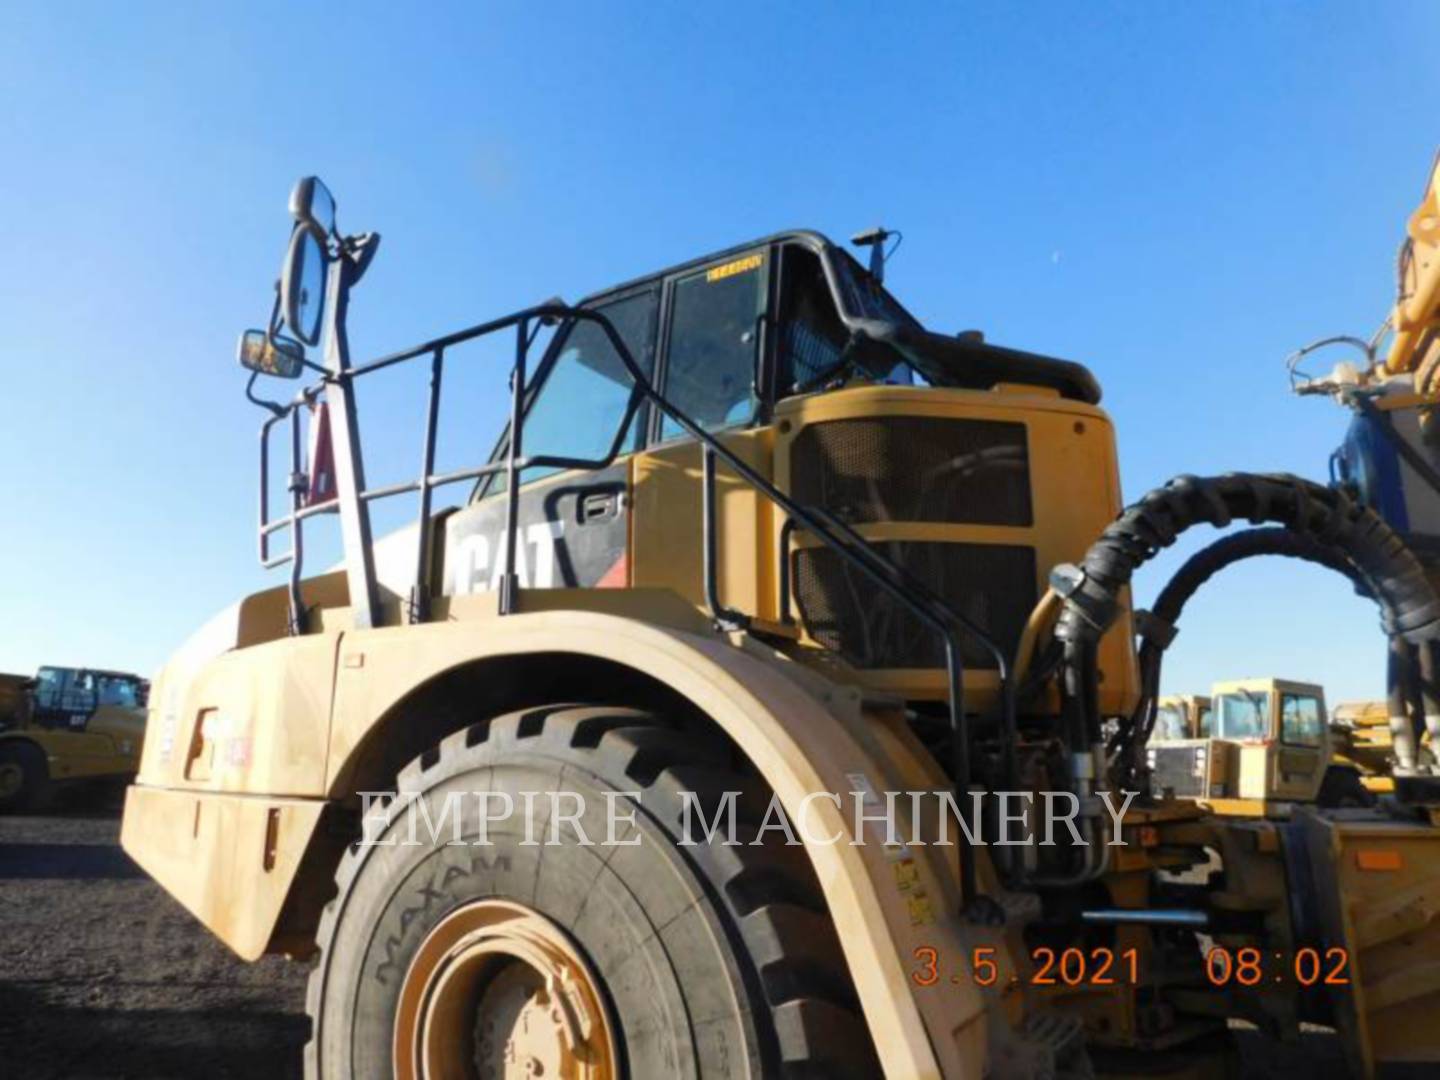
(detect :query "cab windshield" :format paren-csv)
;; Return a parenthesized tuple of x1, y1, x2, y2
(1154, 704, 1187, 740)
(1214, 692, 1270, 741)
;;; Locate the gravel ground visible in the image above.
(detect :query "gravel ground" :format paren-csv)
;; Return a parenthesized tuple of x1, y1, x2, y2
(0, 799, 1393, 1079)
(0, 799, 308, 1079)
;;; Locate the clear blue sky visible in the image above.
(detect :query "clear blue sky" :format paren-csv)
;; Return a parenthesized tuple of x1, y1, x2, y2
(2, 2, 1436, 703)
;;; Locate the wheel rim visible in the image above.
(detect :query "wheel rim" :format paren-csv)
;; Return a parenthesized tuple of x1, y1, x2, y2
(393, 898, 618, 1080)
(0, 761, 23, 800)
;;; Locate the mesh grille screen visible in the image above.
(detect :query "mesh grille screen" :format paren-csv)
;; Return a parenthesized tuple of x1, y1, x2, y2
(793, 542, 1036, 670)
(789, 418, 1032, 526)
(1151, 746, 1207, 798)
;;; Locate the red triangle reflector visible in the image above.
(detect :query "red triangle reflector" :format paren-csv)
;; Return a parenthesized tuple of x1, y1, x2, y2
(307, 401, 337, 507)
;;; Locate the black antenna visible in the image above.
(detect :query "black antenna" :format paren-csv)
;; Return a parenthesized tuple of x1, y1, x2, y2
(850, 226, 899, 284)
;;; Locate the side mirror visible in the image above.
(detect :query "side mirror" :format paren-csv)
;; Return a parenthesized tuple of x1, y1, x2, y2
(281, 225, 328, 345)
(238, 329, 305, 379)
(289, 176, 336, 237)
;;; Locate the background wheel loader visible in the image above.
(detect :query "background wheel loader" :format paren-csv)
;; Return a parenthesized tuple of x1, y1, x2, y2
(1147, 678, 1374, 813)
(121, 173, 1440, 1078)
(0, 666, 148, 811)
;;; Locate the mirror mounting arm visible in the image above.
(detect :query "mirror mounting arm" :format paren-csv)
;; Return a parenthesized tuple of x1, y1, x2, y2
(243, 371, 287, 418)
(322, 241, 383, 630)
(341, 232, 381, 285)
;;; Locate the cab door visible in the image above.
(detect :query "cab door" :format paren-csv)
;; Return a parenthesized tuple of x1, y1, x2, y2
(443, 286, 660, 596)
(1275, 691, 1327, 800)
(31, 667, 97, 730)
(631, 247, 774, 615)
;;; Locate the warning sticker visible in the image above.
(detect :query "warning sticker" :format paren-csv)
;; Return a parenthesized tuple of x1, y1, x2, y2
(706, 253, 763, 282)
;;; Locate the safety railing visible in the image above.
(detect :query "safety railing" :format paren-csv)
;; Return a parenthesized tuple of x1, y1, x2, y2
(255, 301, 1015, 903)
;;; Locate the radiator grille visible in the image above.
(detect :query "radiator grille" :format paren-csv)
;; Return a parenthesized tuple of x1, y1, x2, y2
(793, 542, 1036, 670)
(1149, 745, 1207, 798)
(789, 417, 1032, 525)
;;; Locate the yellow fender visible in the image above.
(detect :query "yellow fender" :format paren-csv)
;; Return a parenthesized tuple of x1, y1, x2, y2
(125, 599, 989, 1078)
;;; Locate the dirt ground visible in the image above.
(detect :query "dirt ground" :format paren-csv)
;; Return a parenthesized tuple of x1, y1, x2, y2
(0, 798, 1394, 1079)
(0, 800, 308, 1079)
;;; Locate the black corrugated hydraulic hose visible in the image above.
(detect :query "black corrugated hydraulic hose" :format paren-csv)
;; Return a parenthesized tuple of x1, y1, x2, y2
(1051, 473, 1440, 785)
(1110, 526, 1418, 790)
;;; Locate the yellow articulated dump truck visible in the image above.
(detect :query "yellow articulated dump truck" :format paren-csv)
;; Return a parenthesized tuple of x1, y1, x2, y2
(124, 177, 1440, 1078)
(0, 666, 148, 810)
(1148, 678, 1374, 814)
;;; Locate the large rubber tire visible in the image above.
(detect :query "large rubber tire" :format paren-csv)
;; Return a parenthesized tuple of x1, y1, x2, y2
(305, 704, 880, 1079)
(0, 740, 49, 813)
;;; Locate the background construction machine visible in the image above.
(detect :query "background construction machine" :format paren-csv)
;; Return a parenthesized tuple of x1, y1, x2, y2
(1154, 693, 1211, 741)
(121, 175, 1440, 1078)
(1290, 151, 1440, 786)
(1148, 678, 1373, 812)
(1331, 699, 1435, 795)
(0, 665, 148, 810)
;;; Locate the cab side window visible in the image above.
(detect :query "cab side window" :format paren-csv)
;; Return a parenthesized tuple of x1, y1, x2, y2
(33, 668, 66, 712)
(485, 289, 659, 495)
(776, 245, 849, 395)
(659, 253, 767, 441)
(1280, 694, 1323, 747)
(96, 677, 139, 709)
(66, 672, 97, 713)
(33, 669, 97, 729)
(523, 290, 659, 468)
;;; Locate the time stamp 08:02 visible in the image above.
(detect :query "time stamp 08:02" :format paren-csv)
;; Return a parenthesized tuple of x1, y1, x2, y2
(912, 945, 1352, 988)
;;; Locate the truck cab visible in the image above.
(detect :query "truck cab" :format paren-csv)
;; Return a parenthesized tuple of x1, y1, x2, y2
(289, 227, 1134, 717)
(1148, 677, 1351, 812)
(1154, 693, 1211, 739)
(0, 666, 148, 810)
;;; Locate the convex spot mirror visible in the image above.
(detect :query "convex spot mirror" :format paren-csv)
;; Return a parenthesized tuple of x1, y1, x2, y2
(289, 176, 336, 238)
(281, 176, 336, 346)
(238, 329, 305, 379)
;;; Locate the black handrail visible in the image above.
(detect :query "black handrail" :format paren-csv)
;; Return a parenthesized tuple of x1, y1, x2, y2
(256, 300, 1015, 907)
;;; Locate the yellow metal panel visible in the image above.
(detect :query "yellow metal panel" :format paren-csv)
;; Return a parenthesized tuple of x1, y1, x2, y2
(1385, 159, 1440, 377)
(6, 728, 137, 782)
(120, 785, 325, 961)
(1238, 744, 1270, 800)
(773, 384, 1138, 713)
(630, 428, 777, 623)
(1301, 812, 1440, 1076)
(138, 632, 340, 798)
(1211, 677, 1324, 699)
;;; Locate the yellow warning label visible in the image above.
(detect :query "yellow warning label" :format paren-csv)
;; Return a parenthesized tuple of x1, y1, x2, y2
(893, 859, 919, 892)
(706, 253, 763, 282)
(906, 892, 935, 926)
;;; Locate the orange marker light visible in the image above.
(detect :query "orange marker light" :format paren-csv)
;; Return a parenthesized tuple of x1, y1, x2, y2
(1355, 849, 1403, 871)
